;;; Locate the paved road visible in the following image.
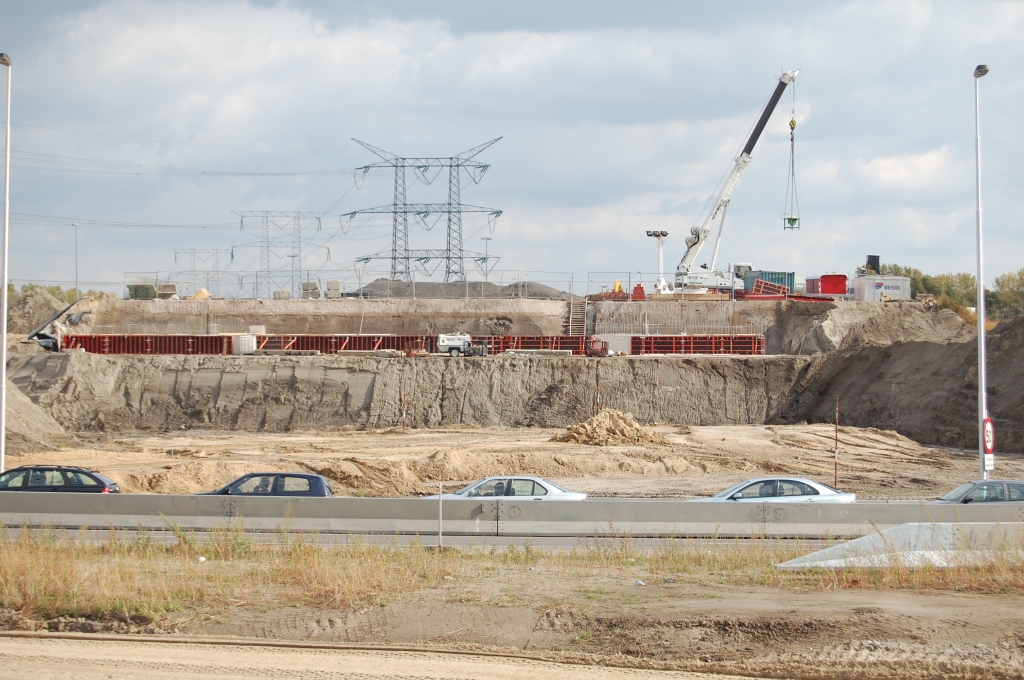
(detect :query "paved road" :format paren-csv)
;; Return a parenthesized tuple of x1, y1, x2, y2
(0, 634, 755, 680)
(7, 527, 831, 550)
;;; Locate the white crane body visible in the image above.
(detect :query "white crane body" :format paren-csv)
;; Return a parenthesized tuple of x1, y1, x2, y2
(674, 69, 799, 293)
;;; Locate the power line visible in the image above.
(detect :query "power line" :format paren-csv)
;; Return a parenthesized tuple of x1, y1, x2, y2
(10, 149, 360, 177)
(11, 212, 239, 230)
(10, 212, 391, 234)
(12, 122, 353, 150)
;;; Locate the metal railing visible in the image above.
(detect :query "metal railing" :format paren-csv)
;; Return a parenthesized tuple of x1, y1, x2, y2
(593, 323, 767, 336)
(122, 269, 580, 301)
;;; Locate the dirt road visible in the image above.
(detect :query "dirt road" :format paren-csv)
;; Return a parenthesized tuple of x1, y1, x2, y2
(14, 423, 1024, 499)
(0, 635, 747, 679)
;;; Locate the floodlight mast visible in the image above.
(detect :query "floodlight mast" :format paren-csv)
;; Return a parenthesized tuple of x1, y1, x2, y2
(646, 230, 670, 293)
(674, 69, 800, 290)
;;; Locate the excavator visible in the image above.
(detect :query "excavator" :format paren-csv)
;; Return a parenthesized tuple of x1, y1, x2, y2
(673, 69, 800, 293)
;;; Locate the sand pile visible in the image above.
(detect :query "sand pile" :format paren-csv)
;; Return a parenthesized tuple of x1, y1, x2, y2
(301, 459, 422, 497)
(4, 380, 76, 455)
(551, 410, 670, 446)
(7, 288, 67, 334)
(108, 461, 283, 494)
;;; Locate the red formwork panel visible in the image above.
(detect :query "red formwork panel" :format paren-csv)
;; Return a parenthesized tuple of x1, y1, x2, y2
(62, 334, 231, 355)
(743, 294, 834, 303)
(631, 334, 766, 356)
(487, 335, 587, 355)
(63, 333, 764, 357)
(256, 335, 441, 353)
(750, 279, 790, 295)
(63, 334, 597, 356)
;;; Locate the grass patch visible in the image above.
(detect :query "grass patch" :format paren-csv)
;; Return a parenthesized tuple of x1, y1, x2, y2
(0, 528, 460, 623)
(2, 531, 1023, 625)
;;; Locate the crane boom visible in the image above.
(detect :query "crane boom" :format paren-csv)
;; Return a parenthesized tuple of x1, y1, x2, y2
(675, 69, 799, 289)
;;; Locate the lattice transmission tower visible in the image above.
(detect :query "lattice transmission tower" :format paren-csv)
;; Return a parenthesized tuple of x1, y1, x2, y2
(169, 248, 224, 297)
(344, 138, 502, 282)
(232, 211, 328, 299)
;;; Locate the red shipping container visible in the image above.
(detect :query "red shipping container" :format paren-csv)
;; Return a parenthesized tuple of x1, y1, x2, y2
(805, 277, 821, 294)
(820, 274, 848, 295)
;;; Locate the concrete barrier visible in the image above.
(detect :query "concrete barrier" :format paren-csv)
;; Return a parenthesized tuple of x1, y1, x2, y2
(0, 494, 497, 536)
(2, 494, 1023, 538)
(496, 499, 1024, 538)
(777, 522, 1024, 569)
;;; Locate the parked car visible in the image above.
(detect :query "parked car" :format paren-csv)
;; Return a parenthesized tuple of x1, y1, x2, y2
(701, 477, 856, 503)
(935, 480, 1024, 504)
(0, 465, 121, 493)
(201, 472, 335, 497)
(429, 476, 587, 501)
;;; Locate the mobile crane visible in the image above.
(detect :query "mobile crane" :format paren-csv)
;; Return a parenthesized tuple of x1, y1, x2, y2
(674, 69, 800, 293)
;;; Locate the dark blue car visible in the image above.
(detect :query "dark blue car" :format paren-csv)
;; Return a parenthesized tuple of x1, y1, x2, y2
(202, 472, 335, 497)
(0, 465, 121, 493)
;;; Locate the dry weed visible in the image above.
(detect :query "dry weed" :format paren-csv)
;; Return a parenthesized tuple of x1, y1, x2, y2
(2, 530, 1023, 625)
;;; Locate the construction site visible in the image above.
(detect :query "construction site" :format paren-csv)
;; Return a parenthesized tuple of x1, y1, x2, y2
(3, 62, 1024, 680)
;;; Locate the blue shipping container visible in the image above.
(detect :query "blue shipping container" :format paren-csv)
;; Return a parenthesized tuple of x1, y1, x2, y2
(743, 271, 796, 292)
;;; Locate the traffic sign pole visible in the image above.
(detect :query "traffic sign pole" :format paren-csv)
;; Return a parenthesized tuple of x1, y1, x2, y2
(983, 417, 995, 472)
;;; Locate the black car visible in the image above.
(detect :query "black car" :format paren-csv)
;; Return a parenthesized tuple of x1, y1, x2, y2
(201, 472, 335, 497)
(0, 465, 121, 493)
(936, 480, 1024, 504)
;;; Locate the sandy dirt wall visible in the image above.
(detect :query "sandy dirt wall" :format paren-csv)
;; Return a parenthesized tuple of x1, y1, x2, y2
(7, 352, 813, 433)
(72, 297, 569, 336)
(592, 300, 969, 354)
(775, 315, 1024, 453)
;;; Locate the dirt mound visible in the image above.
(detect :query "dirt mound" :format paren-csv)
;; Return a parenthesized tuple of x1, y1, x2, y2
(302, 459, 422, 497)
(7, 288, 67, 334)
(300, 445, 691, 496)
(551, 410, 670, 446)
(775, 315, 1024, 452)
(107, 461, 284, 494)
(0, 609, 169, 634)
(4, 380, 76, 455)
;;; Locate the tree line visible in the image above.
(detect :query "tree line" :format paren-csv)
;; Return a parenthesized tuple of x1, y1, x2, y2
(7, 283, 108, 304)
(879, 264, 1024, 320)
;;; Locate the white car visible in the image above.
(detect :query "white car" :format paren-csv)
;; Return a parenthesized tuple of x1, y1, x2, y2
(429, 476, 586, 501)
(702, 477, 856, 503)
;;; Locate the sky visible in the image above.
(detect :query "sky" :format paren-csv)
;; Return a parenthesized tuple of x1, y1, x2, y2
(0, 0, 1021, 296)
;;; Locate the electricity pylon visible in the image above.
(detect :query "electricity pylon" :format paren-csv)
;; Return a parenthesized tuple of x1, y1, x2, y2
(344, 138, 502, 282)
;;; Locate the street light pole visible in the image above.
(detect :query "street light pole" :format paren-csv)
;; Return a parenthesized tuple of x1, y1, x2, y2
(72, 222, 79, 301)
(480, 237, 492, 283)
(0, 53, 10, 474)
(973, 63, 990, 481)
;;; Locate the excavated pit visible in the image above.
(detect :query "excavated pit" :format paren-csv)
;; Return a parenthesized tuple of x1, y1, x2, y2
(7, 294, 1021, 453)
(7, 352, 812, 432)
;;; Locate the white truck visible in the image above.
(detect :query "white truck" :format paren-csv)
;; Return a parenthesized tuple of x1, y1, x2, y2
(438, 333, 489, 357)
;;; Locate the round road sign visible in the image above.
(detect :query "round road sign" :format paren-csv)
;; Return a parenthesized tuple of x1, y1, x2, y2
(983, 417, 995, 455)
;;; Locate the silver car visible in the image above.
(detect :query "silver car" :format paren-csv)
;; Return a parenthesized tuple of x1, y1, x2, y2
(935, 480, 1024, 504)
(702, 477, 856, 503)
(430, 476, 586, 501)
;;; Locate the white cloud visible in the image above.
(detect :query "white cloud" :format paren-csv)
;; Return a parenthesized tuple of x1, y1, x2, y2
(854, 146, 958, 191)
(3, 0, 1023, 292)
